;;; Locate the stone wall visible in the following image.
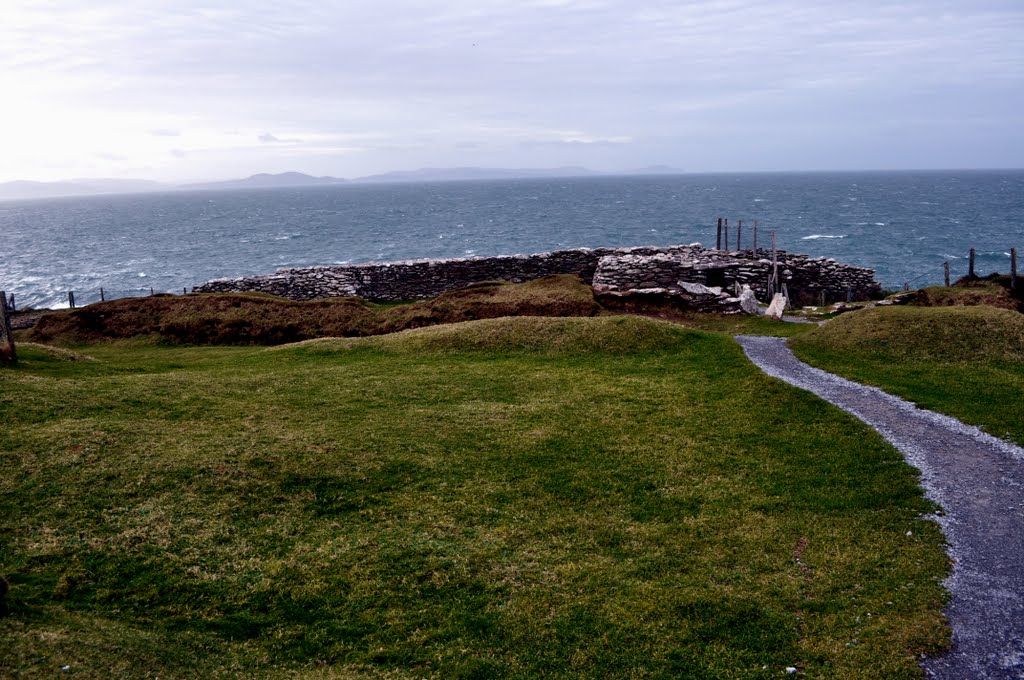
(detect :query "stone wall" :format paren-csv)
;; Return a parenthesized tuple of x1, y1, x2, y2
(194, 244, 881, 306)
(591, 248, 881, 306)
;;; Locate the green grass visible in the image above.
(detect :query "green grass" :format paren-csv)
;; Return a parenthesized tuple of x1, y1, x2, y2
(790, 305, 1024, 446)
(2, 316, 948, 678)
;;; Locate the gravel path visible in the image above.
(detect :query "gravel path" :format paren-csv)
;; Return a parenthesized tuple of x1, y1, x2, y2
(736, 335, 1024, 679)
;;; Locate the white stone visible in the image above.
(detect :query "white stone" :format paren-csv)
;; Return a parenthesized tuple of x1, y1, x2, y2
(739, 285, 760, 315)
(678, 281, 718, 297)
(765, 293, 787, 319)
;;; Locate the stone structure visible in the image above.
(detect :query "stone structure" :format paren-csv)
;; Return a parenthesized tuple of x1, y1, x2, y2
(194, 244, 881, 308)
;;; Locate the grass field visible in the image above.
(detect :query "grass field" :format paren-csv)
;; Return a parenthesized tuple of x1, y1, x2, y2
(2, 316, 949, 678)
(790, 305, 1024, 447)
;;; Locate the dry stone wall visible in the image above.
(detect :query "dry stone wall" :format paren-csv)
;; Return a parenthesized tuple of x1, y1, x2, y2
(591, 248, 881, 306)
(195, 244, 881, 306)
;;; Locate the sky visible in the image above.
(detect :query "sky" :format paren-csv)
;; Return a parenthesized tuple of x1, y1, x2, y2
(2, 0, 1022, 183)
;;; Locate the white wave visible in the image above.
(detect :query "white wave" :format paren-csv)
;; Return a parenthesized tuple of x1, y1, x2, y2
(753, 198, 765, 202)
(801, 234, 847, 240)
(874, 222, 886, 226)
(138, 272, 147, 277)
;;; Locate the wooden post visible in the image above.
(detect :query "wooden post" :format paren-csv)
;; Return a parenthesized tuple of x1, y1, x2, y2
(818, 290, 826, 307)
(183, 287, 187, 295)
(68, 291, 76, 309)
(770, 230, 778, 295)
(737, 220, 743, 250)
(150, 287, 155, 296)
(1012, 248, 1017, 290)
(716, 218, 722, 250)
(847, 286, 853, 303)
(753, 220, 758, 251)
(781, 283, 789, 308)
(969, 247, 976, 278)
(7, 293, 13, 312)
(723, 219, 729, 251)
(100, 287, 105, 301)
(944, 261, 951, 287)
(0, 290, 16, 365)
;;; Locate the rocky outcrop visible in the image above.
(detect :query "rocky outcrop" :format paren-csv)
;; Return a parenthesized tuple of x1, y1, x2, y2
(194, 244, 881, 308)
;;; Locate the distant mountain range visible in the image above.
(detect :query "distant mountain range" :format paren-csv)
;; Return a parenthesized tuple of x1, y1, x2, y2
(180, 171, 347, 191)
(0, 166, 686, 200)
(351, 166, 603, 183)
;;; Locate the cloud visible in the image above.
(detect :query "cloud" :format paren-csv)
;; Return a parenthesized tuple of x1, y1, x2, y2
(1, 0, 1022, 180)
(259, 132, 302, 144)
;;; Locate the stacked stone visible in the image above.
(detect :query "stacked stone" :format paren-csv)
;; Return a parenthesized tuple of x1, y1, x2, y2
(194, 244, 880, 305)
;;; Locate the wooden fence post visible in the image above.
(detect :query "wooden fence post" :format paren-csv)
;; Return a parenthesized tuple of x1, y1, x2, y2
(7, 293, 13, 312)
(1012, 248, 1017, 290)
(68, 291, 76, 309)
(737, 220, 743, 250)
(100, 287, 105, 301)
(753, 220, 758, 251)
(0, 290, 16, 365)
(969, 248, 976, 278)
(723, 219, 729, 251)
(770, 230, 778, 296)
(716, 218, 722, 250)
(944, 261, 951, 287)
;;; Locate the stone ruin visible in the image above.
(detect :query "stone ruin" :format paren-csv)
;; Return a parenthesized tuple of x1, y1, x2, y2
(194, 244, 881, 313)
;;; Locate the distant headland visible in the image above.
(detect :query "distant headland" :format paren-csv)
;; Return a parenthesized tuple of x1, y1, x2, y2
(0, 166, 687, 201)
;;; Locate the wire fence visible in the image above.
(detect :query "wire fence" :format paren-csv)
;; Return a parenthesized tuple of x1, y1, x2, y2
(897, 247, 1018, 293)
(5, 286, 193, 313)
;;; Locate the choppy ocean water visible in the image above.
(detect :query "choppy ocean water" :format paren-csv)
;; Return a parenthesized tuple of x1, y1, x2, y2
(1, 170, 1021, 309)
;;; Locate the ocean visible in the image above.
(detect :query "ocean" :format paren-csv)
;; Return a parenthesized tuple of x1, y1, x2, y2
(1, 170, 1022, 309)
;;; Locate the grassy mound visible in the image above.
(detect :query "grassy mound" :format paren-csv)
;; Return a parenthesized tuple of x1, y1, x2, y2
(1, 316, 949, 677)
(913, 276, 1022, 312)
(791, 306, 1024, 443)
(29, 275, 602, 346)
(282, 315, 700, 356)
(792, 306, 1024, 363)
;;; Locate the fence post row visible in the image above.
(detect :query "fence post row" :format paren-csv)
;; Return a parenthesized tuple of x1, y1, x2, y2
(0, 290, 16, 365)
(716, 218, 722, 250)
(736, 220, 743, 251)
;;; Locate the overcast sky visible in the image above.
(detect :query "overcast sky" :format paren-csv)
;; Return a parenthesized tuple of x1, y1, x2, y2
(2, 0, 1022, 182)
